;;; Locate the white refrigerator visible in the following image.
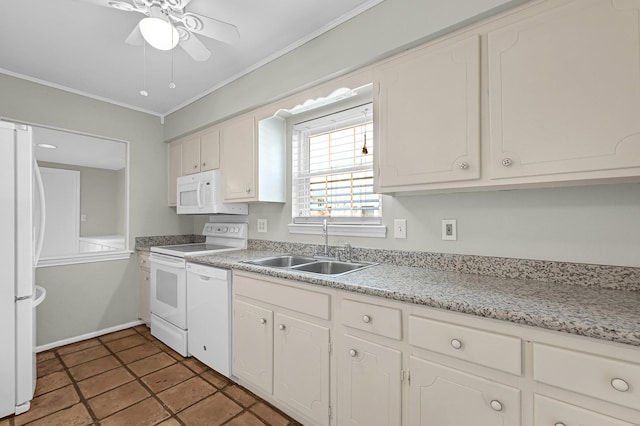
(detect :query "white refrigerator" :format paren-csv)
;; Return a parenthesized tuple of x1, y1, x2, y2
(0, 121, 47, 418)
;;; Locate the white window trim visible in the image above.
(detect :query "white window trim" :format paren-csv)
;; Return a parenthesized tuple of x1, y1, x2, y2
(37, 251, 134, 267)
(288, 222, 386, 238)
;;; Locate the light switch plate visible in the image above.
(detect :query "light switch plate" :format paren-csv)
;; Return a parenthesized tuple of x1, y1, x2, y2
(442, 219, 457, 241)
(394, 219, 407, 239)
(257, 219, 268, 233)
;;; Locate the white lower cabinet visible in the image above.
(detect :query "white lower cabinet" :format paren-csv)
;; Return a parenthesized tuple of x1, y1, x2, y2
(274, 313, 330, 426)
(409, 356, 521, 426)
(534, 394, 637, 426)
(338, 334, 402, 426)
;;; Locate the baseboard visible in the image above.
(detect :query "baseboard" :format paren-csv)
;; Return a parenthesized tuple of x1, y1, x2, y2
(36, 320, 146, 353)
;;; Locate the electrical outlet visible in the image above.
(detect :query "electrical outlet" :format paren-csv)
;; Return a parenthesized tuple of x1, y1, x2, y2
(257, 219, 268, 233)
(394, 219, 407, 239)
(442, 219, 457, 241)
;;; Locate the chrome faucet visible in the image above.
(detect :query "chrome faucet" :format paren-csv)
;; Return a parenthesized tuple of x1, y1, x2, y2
(322, 219, 329, 256)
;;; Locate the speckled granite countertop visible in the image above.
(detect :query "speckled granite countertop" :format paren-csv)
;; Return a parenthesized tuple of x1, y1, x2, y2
(186, 249, 640, 348)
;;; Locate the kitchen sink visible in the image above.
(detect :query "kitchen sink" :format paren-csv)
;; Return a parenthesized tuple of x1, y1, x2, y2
(245, 255, 318, 268)
(243, 255, 376, 276)
(291, 260, 374, 275)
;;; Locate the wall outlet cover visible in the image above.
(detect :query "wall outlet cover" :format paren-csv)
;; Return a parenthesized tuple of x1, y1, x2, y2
(442, 219, 457, 241)
(394, 219, 407, 239)
(257, 219, 268, 233)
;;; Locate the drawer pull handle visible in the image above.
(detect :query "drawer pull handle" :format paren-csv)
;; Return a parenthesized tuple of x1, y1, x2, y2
(611, 378, 630, 392)
(450, 339, 462, 350)
(554, 423, 567, 426)
(489, 400, 503, 412)
(362, 315, 372, 323)
(259, 318, 266, 325)
(279, 324, 286, 331)
(349, 349, 358, 357)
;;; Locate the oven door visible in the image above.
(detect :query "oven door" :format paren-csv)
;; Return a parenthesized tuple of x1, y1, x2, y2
(150, 253, 187, 329)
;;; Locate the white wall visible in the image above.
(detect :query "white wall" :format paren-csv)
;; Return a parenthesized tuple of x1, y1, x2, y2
(0, 73, 193, 345)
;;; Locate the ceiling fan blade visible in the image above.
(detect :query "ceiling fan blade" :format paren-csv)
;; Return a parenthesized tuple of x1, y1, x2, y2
(178, 31, 211, 61)
(165, 0, 193, 9)
(125, 24, 144, 46)
(181, 12, 239, 44)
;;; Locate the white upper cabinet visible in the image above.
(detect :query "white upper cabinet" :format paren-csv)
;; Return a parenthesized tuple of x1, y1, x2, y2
(488, 0, 640, 180)
(375, 35, 480, 192)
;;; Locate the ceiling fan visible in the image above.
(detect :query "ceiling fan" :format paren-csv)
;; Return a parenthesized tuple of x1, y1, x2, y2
(88, 0, 240, 61)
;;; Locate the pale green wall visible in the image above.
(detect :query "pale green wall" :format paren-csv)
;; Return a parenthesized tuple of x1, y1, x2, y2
(0, 73, 193, 345)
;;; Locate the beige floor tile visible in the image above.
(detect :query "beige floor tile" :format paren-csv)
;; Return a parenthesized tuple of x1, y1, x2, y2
(104, 334, 147, 353)
(157, 376, 217, 413)
(250, 402, 290, 426)
(98, 328, 137, 343)
(182, 358, 208, 374)
(37, 357, 64, 378)
(24, 402, 93, 426)
(14, 385, 80, 425)
(60, 344, 110, 368)
(156, 419, 182, 426)
(77, 367, 134, 399)
(152, 340, 185, 360)
(87, 380, 150, 419)
(100, 397, 170, 426)
(34, 370, 72, 397)
(223, 385, 257, 408)
(0, 418, 11, 426)
(116, 341, 162, 364)
(55, 338, 101, 355)
(127, 352, 177, 377)
(201, 369, 230, 389)
(68, 355, 121, 381)
(178, 393, 243, 426)
(141, 363, 195, 393)
(225, 411, 269, 426)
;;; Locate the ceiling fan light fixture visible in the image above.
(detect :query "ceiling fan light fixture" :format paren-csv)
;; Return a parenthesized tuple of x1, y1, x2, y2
(139, 16, 179, 51)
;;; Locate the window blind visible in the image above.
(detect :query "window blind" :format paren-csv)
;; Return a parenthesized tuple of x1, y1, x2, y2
(292, 103, 381, 224)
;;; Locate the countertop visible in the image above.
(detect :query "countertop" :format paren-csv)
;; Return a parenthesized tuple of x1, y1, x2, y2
(186, 249, 640, 348)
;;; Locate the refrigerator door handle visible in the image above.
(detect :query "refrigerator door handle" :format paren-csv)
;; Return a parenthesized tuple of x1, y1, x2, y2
(34, 286, 46, 307)
(33, 158, 46, 266)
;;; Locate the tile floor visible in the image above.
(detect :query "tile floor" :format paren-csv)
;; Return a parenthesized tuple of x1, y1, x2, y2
(2, 325, 300, 426)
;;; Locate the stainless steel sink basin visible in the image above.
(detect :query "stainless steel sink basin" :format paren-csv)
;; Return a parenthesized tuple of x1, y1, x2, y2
(245, 255, 317, 268)
(291, 260, 375, 276)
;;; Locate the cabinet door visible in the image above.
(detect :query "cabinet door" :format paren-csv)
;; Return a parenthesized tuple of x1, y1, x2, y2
(200, 128, 220, 172)
(137, 268, 150, 325)
(181, 135, 201, 175)
(375, 35, 480, 191)
(338, 334, 402, 426)
(488, 0, 640, 180)
(409, 356, 520, 426)
(167, 141, 182, 206)
(534, 394, 637, 426)
(232, 300, 273, 394)
(221, 115, 257, 201)
(274, 313, 330, 426)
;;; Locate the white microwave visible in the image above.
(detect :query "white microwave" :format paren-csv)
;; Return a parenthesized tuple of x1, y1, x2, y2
(176, 170, 248, 215)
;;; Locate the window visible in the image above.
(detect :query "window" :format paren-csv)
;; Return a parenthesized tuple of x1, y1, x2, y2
(291, 103, 384, 237)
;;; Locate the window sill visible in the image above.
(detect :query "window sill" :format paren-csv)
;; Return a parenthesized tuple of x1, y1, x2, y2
(37, 250, 134, 268)
(288, 223, 386, 238)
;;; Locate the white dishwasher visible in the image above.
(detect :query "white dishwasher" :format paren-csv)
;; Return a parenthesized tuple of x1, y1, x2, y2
(186, 262, 232, 377)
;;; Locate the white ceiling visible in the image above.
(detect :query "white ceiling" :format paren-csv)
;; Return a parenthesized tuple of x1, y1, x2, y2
(0, 0, 383, 116)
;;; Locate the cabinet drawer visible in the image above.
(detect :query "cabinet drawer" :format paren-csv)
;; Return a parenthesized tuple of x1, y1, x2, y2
(534, 394, 636, 426)
(139, 252, 150, 270)
(234, 274, 330, 320)
(341, 299, 402, 340)
(533, 343, 640, 411)
(408, 316, 521, 375)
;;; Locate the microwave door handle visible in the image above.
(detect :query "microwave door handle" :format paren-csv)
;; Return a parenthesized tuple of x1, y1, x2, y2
(196, 181, 203, 208)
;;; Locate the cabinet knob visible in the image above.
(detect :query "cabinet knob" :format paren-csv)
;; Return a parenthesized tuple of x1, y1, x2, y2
(349, 349, 358, 357)
(489, 400, 503, 412)
(259, 318, 266, 324)
(193, 164, 198, 169)
(144, 277, 149, 281)
(202, 162, 206, 167)
(554, 423, 567, 426)
(279, 324, 286, 331)
(450, 339, 462, 350)
(246, 187, 251, 193)
(611, 378, 630, 392)
(203, 345, 207, 351)
(362, 315, 372, 324)
(459, 162, 469, 170)
(501, 158, 513, 167)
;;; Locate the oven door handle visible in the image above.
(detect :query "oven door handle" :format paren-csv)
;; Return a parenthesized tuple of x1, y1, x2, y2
(196, 181, 203, 209)
(151, 256, 185, 268)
